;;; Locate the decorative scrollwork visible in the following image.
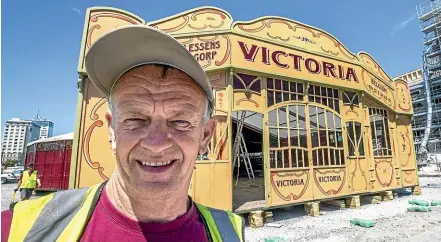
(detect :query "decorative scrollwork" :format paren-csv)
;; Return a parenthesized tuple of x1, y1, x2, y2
(293, 36, 316, 44)
(270, 170, 310, 201)
(82, 98, 109, 180)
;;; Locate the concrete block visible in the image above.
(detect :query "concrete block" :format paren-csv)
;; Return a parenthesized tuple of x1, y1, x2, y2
(412, 186, 422, 195)
(249, 210, 264, 228)
(304, 202, 320, 217)
(264, 211, 274, 223)
(345, 196, 360, 209)
(380, 191, 394, 201)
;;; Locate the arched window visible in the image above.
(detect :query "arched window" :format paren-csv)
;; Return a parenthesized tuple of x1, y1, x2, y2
(369, 108, 392, 156)
(346, 121, 365, 156)
(309, 105, 344, 166)
(267, 78, 304, 107)
(268, 104, 308, 169)
(308, 85, 340, 113)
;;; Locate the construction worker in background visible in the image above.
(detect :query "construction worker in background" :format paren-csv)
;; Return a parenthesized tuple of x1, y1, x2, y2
(14, 163, 41, 201)
(1, 25, 244, 242)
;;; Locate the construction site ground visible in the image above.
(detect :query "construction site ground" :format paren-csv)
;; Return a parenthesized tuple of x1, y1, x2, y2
(245, 176, 441, 242)
(1, 177, 441, 241)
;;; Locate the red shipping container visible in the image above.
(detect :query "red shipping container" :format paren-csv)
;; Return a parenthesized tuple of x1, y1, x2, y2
(25, 133, 73, 191)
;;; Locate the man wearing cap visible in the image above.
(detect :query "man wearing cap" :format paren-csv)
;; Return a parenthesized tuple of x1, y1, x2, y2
(1, 25, 244, 242)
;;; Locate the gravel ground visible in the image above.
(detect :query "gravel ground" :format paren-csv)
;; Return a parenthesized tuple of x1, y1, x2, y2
(1, 182, 44, 211)
(1, 183, 18, 211)
(245, 177, 441, 242)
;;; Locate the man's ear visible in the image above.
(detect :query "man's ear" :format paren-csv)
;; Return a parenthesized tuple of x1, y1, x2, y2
(105, 112, 116, 156)
(199, 118, 216, 155)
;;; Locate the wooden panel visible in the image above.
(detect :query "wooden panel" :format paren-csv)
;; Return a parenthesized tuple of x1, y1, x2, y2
(76, 81, 115, 188)
(192, 163, 213, 207)
(396, 116, 416, 170)
(212, 162, 232, 210)
(229, 34, 363, 91)
(347, 158, 369, 193)
(176, 35, 231, 71)
(402, 169, 418, 187)
(311, 168, 349, 199)
(232, 17, 357, 62)
(269, 169, 313, 205)
(150, 7, 233, 35)
(371, 158, 395, 192)
(233, 92, 262, 112)
(361, 69, 396, 110)
(395, 80, 413, 114)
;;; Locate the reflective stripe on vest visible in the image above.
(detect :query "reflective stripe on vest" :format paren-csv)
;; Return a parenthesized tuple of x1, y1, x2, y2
(9, 183, 244, 242)
(9, 183, 103, 242)
(196, 203, 244, 242)
(20, 171, 37, 189)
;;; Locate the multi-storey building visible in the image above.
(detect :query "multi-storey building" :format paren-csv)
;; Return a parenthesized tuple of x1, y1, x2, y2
(410, 0, 441, 155)
(1, 118, 40, 164)
(32, 111, 54, 139)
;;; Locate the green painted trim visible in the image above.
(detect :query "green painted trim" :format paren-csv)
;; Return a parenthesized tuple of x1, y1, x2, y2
(69, 75, 85, 189)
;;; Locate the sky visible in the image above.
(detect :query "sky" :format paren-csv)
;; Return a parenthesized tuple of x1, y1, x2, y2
(1, 0, 426, 136)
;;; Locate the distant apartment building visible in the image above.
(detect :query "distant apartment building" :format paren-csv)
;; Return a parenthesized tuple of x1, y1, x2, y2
(1, 118, 41, 164)
(32, 111, 54, 139)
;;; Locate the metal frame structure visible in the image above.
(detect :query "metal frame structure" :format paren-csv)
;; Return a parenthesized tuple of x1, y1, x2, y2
(416, 0, 441, 160)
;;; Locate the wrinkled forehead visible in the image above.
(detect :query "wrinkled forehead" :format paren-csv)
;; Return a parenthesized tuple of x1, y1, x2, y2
(110, 65, 206, 109)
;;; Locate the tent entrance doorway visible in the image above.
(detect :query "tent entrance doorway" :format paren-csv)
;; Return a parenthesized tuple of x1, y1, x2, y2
(232, 111, 265, 213)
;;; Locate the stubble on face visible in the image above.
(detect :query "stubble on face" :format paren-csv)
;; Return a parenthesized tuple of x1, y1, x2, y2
(110, 65, 209, 192)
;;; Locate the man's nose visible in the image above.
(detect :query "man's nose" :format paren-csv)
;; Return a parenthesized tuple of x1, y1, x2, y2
(140, 122, 172, 153)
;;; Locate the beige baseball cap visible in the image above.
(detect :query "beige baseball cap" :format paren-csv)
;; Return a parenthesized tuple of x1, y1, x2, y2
(85, 25, 213, 105)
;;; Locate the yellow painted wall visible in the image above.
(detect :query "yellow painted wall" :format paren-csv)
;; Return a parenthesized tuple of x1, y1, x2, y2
(72, 6, 418, 212)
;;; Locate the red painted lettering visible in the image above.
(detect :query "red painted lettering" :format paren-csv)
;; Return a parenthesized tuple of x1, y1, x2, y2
(346, 68, 359, 82)
(305, 58, 320, 74)
(289, 54, 303, 70)
(338, 65, 344, 79)
(238, 41, 259, 62)
(262, 47, 270, 65)
(189, 44, 195, 52)
(323, 62, 337, 78)
(272, 51, 288, 68)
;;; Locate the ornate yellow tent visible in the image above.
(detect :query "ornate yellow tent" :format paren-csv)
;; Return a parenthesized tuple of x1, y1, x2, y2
(70, 6, 419, 213)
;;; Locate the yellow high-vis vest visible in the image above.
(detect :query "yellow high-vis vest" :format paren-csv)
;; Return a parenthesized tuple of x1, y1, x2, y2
(19, 170, 37, 189)
(9, 182, 244, 242)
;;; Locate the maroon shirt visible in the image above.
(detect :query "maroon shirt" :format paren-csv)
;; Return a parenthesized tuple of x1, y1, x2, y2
(1, 189, 209, 242)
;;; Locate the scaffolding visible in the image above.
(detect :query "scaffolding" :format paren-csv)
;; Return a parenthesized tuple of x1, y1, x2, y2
(232, 111, 255, 182)
(416, 0, 441, 161)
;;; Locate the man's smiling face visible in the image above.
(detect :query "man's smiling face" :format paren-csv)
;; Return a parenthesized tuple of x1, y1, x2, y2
(109, 64, 215, 189)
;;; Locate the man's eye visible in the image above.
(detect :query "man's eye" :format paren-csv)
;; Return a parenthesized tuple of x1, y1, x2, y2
(171, 120, 190, 127)
(127, 118, 144, 122)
